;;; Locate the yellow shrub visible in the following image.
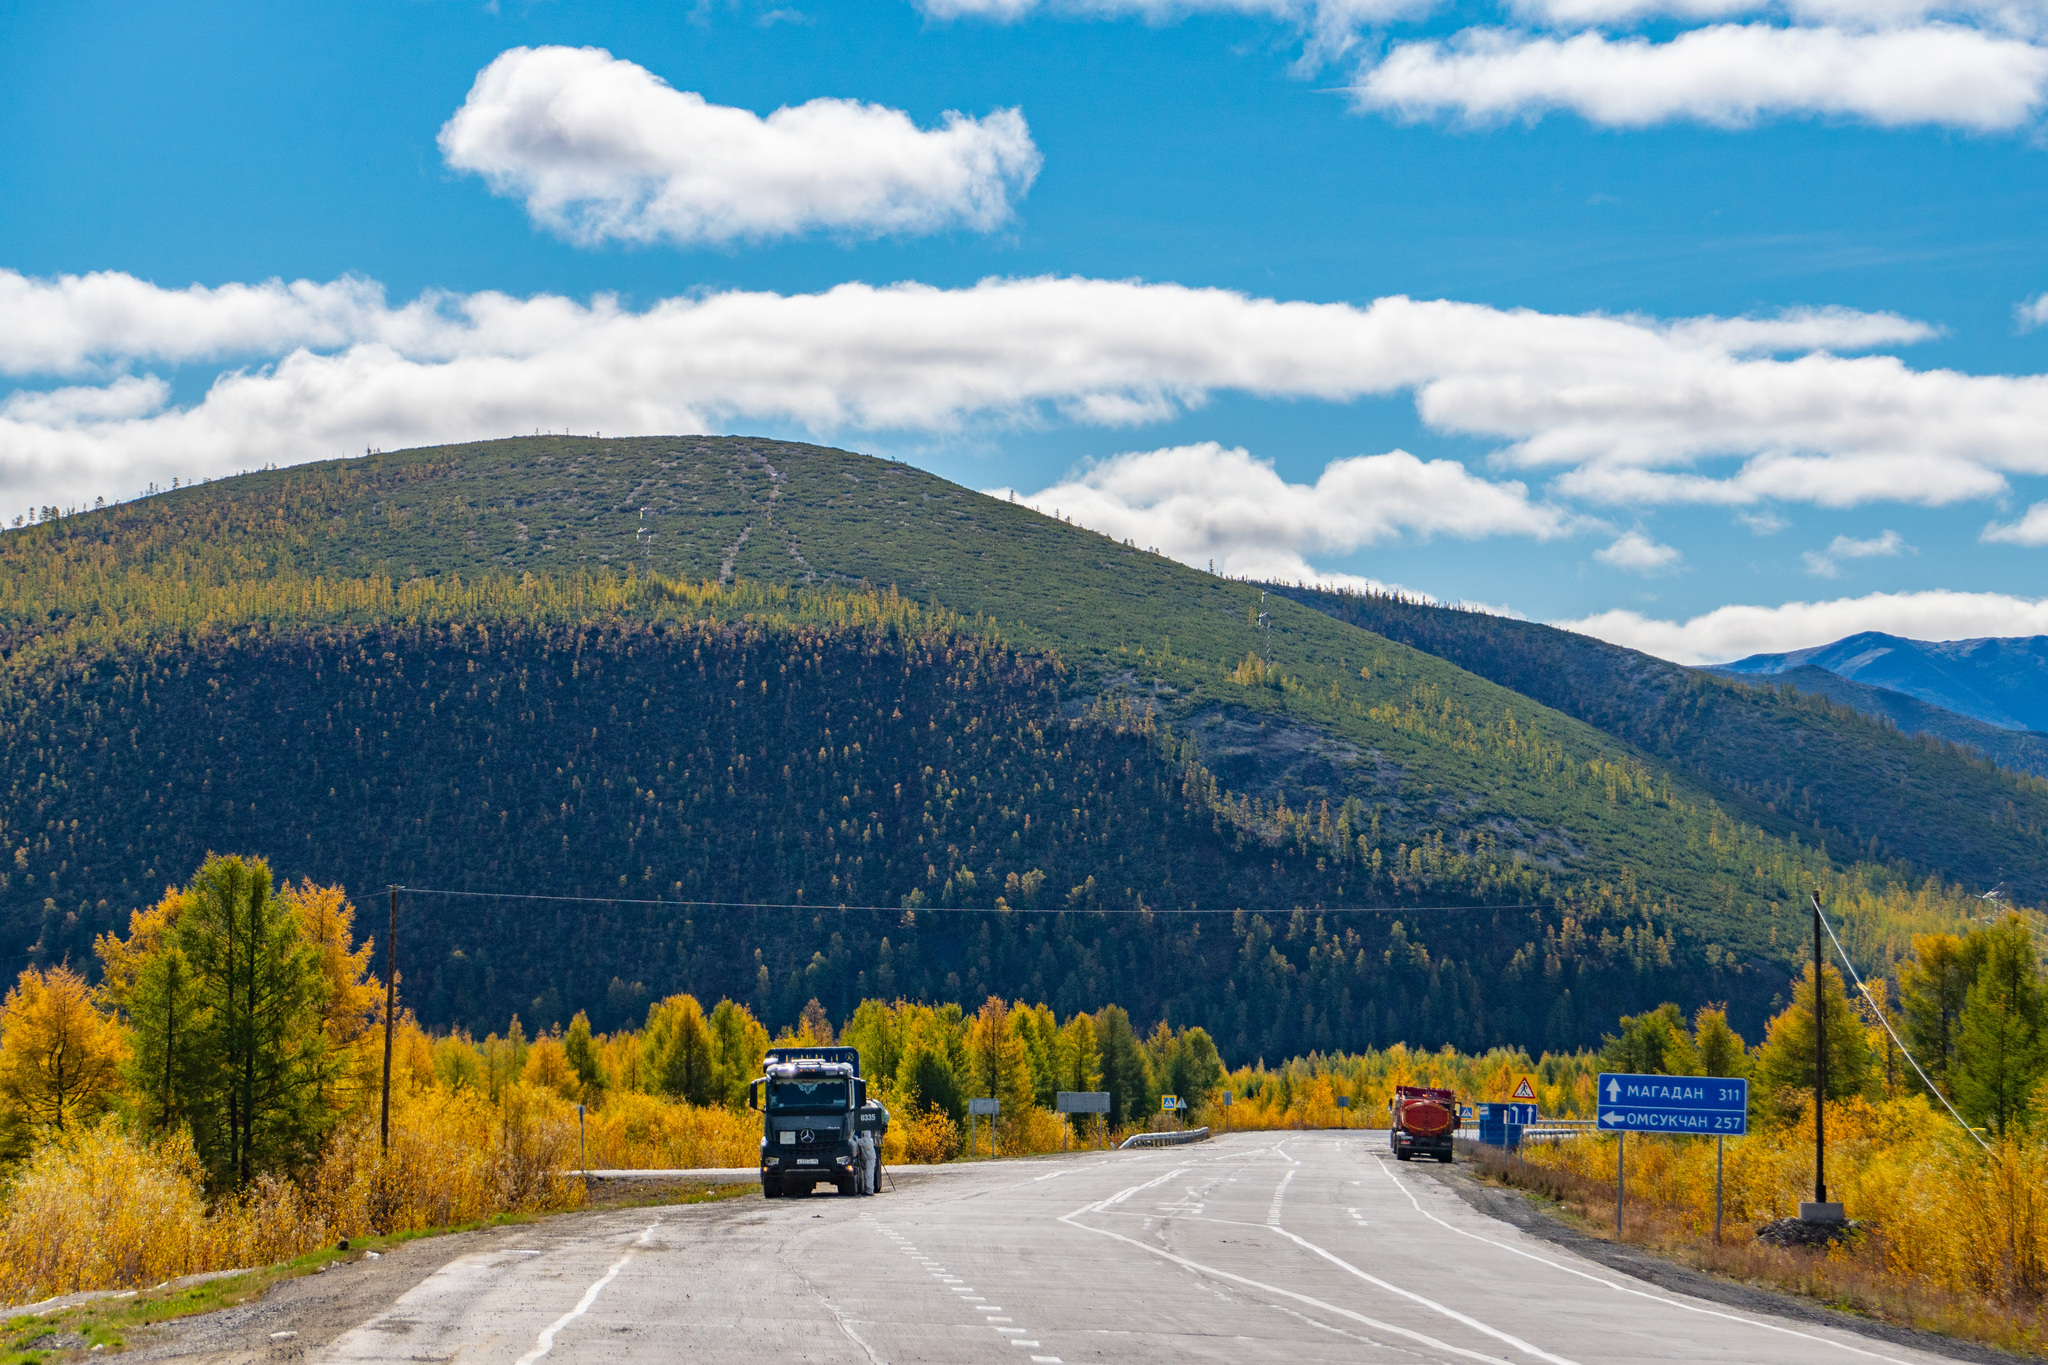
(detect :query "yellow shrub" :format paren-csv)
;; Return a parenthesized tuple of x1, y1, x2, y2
(895, 1105, 962, 1164)
(580, 1092, 758, 1169)
(999, 1105, 1069, 1156)
(0, 1120, 209, 1299)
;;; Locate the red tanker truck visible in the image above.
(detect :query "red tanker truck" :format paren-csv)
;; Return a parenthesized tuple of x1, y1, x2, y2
(1389, 1084, 1457, 1163)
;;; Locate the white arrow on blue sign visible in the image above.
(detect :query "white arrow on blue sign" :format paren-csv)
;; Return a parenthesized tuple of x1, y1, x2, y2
(1596, 1073, 1747, 1135)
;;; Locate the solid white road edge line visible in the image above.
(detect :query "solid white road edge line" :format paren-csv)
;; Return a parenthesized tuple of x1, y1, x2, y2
(510, 1219, 660, 1365)
(1258, 1217, 1579, 1365)
(1367, 1152, 1920, 1365)
(1058, 1183, 1520, 1365)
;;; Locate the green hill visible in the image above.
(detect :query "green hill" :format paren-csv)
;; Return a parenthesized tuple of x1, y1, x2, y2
(1272, 587, 2048, 902)
(0, 436, 2012, 1050)
(1736, 664, 2048, 782)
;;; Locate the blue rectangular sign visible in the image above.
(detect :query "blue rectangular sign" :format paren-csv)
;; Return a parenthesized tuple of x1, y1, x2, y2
(1597, 1073, 1747, 1135)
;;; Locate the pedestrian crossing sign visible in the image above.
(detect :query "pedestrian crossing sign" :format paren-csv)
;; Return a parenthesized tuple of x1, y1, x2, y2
(1510, 1075, 1537, 1101)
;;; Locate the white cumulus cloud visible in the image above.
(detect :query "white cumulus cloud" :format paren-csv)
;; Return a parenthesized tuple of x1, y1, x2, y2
(0, 270, 417, 379)
(1594, 529, 1681, 571)
(1558, 590, 2048, 664)
(1798, 527, 1912, 578)
(986, 441, 1572, 581)
(913, 0, 1424, 64)
(1510, 0, 2048, 33)
(7, 269, 2048, 517)
(1984, 501, 2048, 543)
(438, 46, 1041, 247)
(1353, 23, 2048, 130)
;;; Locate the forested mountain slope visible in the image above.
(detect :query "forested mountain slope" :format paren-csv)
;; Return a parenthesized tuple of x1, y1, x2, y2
(1273, 587, 2048, 902)
(0, 436, 2017, 1047)
(1762, 665, 2048, 781)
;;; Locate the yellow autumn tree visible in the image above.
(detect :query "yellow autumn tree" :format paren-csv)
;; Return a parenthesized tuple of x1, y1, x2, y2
(94, 886, 186, 1010)
(278, 879, 384, 1112)
(521, 1034, 580, 1101)
(0, 966, 127, 1150)
(965, 996, 1036, 1152)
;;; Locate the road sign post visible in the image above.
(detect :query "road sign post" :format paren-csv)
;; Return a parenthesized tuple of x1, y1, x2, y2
(1057, 1091, 1109, 1151)
(969, 1097, 1000, 1158)
(1598, 1072, 1747, 1242)
(1715, 1134, 1725, 1243)
(1616, 1131, 1625, 1235)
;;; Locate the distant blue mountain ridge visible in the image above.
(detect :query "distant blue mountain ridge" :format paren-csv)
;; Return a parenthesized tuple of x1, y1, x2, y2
(1715, 631, 2048, 732)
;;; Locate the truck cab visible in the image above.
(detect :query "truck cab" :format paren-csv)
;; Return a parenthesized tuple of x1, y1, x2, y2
(749, 1045, 889, 1198)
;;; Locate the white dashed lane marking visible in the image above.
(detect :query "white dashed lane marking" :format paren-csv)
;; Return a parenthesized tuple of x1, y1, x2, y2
(881, 1222, 1059, 1361)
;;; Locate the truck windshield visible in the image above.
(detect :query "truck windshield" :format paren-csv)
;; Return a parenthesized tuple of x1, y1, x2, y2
(769, 1078, 849, 1113)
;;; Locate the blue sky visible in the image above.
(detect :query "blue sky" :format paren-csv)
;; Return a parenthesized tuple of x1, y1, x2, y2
(5, 0, 2048, 661)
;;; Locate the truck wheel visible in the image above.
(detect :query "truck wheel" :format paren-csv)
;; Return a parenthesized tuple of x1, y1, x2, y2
(835, 1176, 855, 1196)
(763, 1180, 782, 1199)
(1396, 1152, 1411, 1162)
(1439, 1153, 1454, 1164)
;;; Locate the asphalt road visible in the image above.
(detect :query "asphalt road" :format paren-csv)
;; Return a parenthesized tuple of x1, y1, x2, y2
(314, 1131, 1959, 1365)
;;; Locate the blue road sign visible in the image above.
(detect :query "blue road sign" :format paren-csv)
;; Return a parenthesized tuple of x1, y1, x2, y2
(1597, 1074, 1747, 1135)
(1505, 1102, 1538, 1126)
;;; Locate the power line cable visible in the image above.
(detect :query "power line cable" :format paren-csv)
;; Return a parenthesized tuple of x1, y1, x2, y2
(1813, 891, 1991, 1153)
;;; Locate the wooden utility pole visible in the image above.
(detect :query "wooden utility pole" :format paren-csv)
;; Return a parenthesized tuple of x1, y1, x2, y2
(1812, 889, 1827, 1208)
(381, 885, 397, 1151)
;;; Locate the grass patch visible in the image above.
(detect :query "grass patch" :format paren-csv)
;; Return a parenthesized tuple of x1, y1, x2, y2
(580, 1179, 754, 1211)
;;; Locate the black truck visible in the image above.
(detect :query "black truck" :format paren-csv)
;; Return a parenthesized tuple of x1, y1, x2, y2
(748, 1045, 889, 1197)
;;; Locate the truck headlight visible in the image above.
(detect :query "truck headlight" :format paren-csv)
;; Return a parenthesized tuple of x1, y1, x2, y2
(835, 1155, 851, 1165)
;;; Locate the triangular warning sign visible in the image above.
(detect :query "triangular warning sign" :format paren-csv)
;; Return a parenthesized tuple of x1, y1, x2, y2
(1511, 1076, 1537, 1101)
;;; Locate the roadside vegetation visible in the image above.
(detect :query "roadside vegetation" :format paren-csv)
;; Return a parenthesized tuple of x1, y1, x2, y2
(1481, 913, 2048, 1353)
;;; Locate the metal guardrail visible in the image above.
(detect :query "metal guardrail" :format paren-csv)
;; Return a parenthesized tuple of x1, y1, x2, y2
(1120, 1126, 1212, 1149)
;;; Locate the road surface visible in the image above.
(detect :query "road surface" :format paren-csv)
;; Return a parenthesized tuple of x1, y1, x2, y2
(313, 1131, 1959, 1364)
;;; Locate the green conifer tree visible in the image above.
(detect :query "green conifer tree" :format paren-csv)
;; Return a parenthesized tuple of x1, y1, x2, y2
(1755, 962, 1871, 1107)
(562, 1011, 609, 1104)
(173, 854, 339, 1188)
(1955, 915, 2048, 1135)
(646, 995, 717, 1106)
(1900, 930, 1990, 1101)
(1691, 1005, 1750, 1079)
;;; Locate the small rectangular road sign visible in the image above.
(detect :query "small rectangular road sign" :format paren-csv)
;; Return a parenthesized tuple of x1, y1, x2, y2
(968, 1097, 1001, 1116)
(1056, 1091, 1110, 1114)
(1597, 1073, 1747, 1135)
